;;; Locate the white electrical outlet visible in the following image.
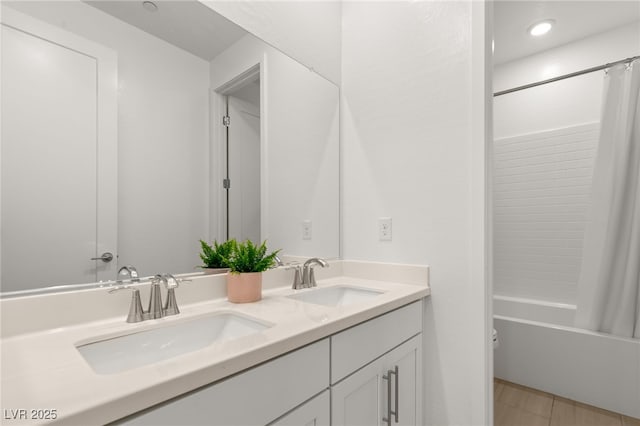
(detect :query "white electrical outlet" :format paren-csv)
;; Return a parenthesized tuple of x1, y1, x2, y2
(302, 220, 312, 240)
(379, 217, 392, 241)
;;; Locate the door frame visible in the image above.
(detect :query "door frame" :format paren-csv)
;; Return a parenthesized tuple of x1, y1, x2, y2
(210, 63, 265, 243)
(225, 92, 261, 242)
(1, 7, 118, 284)
(471, 1, 494, 424)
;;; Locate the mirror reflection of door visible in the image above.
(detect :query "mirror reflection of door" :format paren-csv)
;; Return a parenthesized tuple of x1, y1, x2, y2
(225, 80, 261, 243)
(1, 10, 117, 292)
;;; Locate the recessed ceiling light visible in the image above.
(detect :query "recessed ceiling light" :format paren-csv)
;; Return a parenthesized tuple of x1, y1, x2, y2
(142, 1, 158, 12)
(528, 19, 554, 37)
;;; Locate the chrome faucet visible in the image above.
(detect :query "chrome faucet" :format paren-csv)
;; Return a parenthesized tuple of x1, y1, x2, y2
(292, 258, 328, 289)
(110, 273, 189, 323)
(118, 265, 140, 282)
(273, 255, 285, 268)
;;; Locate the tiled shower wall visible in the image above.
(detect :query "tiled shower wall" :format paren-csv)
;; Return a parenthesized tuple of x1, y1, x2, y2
(493, 123, 599, 304)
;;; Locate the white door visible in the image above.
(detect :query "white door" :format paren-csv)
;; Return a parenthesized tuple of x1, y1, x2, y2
(0, 8, 117, 292)
(227, 93, 260, 243)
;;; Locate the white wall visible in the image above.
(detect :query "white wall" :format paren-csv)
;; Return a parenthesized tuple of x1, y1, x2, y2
(210, 34, 340, 259)
(342, 2, 489, 424)
(494, 22, 640, 139)
(7, 1, 211, 278)
(493, 22, 640, 303)
(201, 0, 341, 85)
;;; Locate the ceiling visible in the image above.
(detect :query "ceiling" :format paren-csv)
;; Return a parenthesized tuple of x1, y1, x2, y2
(72, 1, 640, 68)
(85, 1, 247, 61)
(494, 1, 640, 64)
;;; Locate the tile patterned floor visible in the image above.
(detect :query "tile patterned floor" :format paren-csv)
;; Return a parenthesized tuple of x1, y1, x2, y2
(495, 379, 640, 426)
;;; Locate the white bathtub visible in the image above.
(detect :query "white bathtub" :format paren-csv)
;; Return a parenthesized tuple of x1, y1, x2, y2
(494, 295, 640, 418)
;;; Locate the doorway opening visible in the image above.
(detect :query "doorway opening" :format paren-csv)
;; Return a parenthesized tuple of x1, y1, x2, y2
(213, 65, 261, 243)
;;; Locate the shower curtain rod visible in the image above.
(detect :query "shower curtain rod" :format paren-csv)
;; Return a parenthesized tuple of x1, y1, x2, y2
(493, 55, 640, 97)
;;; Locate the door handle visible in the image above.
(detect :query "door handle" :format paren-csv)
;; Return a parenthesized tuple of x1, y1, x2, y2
(91, 252, 114, 262)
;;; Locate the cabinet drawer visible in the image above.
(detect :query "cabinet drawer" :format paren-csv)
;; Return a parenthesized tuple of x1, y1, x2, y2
(331, 301, 421, 383)
(118, 338, 330, 425)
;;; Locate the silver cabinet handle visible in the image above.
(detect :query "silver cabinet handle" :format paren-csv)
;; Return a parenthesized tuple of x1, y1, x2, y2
(383, 366, 399, 425)
(383, 368, 392, 426)
(393, 365, 399, 423)
(91, 252, 114, 262)
(383, 366, 400, 425)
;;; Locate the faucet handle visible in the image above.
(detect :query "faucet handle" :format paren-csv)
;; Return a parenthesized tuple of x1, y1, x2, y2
(283, 263, 304, 290)
(163, 274, 179, 289)
(291, 265, 303, 289)
(158, 274, 185, 316)
(164, 288, 180, 316)
(147, 276, 165, 320)
(283, 262, 300, 270)
(309, 268, 318, 287)
(159, 273, 191, 289)
(108, 286, 145, 323)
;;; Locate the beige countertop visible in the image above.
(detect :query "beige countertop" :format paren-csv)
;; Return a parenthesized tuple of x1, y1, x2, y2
(0, 260, 429, 425)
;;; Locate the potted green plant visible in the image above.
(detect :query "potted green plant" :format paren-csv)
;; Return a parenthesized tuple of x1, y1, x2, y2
(198, 239, 235, 274)
(226, 240, 280, 303)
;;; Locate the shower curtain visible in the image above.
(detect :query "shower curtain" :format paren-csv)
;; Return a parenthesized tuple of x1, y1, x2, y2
(575, 59, 640, 338)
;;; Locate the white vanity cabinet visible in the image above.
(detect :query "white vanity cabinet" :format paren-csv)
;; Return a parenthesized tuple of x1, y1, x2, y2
(385, 337, 421, 426)
(269, 390, 330, 426)
(117, 339, 330, 426)
(331, 301, 422, 426)
(116, 300, 423, 426)
(331, 336, 421, 426)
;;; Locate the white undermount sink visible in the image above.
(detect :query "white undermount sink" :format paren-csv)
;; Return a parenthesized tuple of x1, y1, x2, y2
(77, 313, 270, 374)
(287, 285, 384, 307)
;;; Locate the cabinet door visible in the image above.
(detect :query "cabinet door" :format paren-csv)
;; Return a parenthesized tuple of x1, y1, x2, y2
(332, 334, 422, 426)
(270, 390, 329, 426)
(331, 355, 387, 426)
(383, 335, 422, 426)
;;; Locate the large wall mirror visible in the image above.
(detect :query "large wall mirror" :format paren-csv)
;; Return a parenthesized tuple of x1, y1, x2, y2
(0, 0, 340, 294)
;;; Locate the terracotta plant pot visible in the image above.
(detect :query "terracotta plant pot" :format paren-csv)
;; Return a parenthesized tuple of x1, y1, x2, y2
(226, 272, 262, 303)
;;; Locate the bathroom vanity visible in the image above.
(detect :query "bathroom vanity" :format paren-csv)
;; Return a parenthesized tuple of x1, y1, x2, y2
(0, 261, 429, 425)
(118, 300, 421, 425)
